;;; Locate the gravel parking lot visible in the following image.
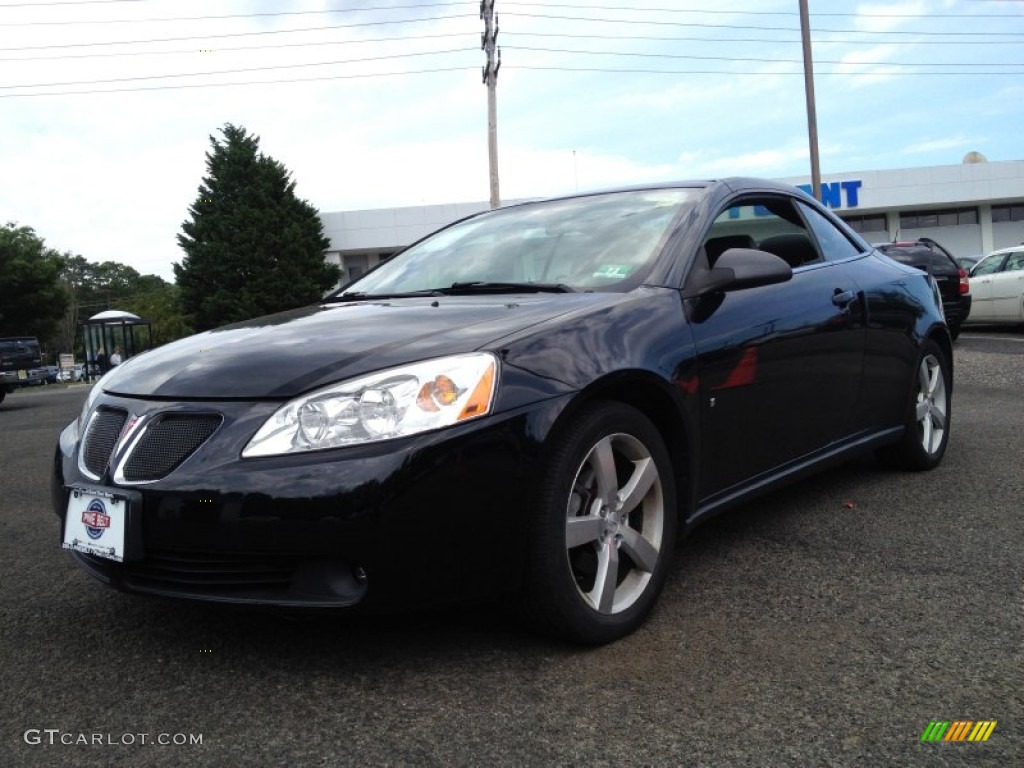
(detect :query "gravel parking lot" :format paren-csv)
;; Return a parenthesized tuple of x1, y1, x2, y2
(2, 331, 1022, 767)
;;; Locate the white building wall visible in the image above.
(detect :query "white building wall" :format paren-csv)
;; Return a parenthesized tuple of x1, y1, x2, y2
(321, 161, 1024, 277)
(900, 225, 984, 258)
(993, 221, 1024, 250)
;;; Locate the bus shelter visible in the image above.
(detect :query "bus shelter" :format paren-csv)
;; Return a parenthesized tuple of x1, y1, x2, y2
(81, 310, 153, 381)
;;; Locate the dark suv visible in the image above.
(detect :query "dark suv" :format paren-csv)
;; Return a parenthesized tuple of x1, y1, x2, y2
(874, 238, 971, 339)
(0, 337, 46, 404)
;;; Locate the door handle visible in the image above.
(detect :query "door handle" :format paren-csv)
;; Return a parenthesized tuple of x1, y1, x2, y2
(832, 288, 856, 308)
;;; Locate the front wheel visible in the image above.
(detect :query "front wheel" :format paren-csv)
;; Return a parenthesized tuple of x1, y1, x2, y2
(521, 402, 677, 644)
(876, 339, 951, 471)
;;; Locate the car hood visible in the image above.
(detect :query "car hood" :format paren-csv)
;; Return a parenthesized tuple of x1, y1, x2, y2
(101, 294, 618, 399)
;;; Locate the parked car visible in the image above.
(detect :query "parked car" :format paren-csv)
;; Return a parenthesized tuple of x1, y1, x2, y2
(874, 238, 971, 339)
(58, 364, 85, 382)
(0, 336, 47, 403)
(52, 179, 953, 644)
(966, 246, 1024, 324)
(956, 255, 982, 271)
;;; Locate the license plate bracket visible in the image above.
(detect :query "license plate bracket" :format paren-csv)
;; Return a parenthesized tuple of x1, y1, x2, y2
(63, 487, 128, 562)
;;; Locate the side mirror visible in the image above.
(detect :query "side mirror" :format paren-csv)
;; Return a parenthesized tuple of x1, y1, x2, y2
(688, 248, 793, 296)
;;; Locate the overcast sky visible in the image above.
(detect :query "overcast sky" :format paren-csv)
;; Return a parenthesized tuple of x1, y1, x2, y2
(2, 0, 1022, 281)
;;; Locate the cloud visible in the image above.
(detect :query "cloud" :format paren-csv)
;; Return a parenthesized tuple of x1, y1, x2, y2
(901, 136, 973, 154)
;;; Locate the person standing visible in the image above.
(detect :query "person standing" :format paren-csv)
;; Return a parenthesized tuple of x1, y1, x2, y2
(110, 347, 123, 367)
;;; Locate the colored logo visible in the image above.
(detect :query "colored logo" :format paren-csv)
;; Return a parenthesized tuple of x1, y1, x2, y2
(921, 721, 997, 742)
(82, 499, 111, 540)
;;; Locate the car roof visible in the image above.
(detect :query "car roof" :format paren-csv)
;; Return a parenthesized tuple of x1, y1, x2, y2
(988, 245, 1024, 256)
(497, 177, 809, 207)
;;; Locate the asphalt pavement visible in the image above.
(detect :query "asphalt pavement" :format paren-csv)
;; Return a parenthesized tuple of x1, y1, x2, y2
(2, 330, 1022, 767)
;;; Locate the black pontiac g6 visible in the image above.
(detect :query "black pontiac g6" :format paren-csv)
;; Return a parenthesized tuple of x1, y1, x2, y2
(53, 179, 952, 644)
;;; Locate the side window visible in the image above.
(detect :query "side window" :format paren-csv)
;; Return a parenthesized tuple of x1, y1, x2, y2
(1004, 251, 1024, 272)
(797, 201, 863, 262)
(971, 255, 1005, 276)
(702, 195, 821, 269)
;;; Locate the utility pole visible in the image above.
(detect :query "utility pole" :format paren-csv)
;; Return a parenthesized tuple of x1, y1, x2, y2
(799, 0, 821, 201)
(481, 0, 501, 208)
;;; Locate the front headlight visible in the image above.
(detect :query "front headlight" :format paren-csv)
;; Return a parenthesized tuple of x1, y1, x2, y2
(242, 353, 498, 457)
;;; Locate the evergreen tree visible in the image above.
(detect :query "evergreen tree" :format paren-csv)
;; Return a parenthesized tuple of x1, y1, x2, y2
(0, 223, 69, 341)
(174, 124, 339, 331)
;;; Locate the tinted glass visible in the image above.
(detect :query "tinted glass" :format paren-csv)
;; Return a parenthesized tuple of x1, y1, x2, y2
(344, 189, 699, 294)
(798, 202, 863, 262)
(703, 196, 821, 269)
(877, 246, 957, 273)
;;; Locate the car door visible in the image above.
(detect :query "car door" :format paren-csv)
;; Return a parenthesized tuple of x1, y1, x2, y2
(686, 194, 864, 499)
(990, 250, 1024, 320)
(968, 252, 1007, 321)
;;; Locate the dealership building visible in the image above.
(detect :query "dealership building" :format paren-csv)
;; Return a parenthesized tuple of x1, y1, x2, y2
(320, 158, 1024, 284)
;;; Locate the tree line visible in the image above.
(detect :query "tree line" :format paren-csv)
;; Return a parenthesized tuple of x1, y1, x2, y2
(0, 123, 340, 362)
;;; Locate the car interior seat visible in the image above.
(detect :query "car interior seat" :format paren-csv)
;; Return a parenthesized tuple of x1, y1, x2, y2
(703, 235, 756, 267)
(757, 233, 820, 268)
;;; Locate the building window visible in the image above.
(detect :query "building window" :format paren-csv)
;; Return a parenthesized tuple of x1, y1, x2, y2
(899, 207, 978, 229)
(992, 204, 1024, 223)
(840, 213, 887, 233)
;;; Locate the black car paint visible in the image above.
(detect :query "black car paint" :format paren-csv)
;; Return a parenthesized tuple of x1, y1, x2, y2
(52, 179, 949, 611)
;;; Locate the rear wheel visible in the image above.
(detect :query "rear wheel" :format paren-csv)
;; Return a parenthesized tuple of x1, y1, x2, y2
(522, 402, 677, 644)
(876, 340, 951, 470)
(948, 321, 961, 341)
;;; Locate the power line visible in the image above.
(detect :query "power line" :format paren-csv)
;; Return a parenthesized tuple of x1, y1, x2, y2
(503, 30, 1024, 46)
(512, 64, 1024, 75)
(0, 31, 473, 61)
(4, 60, 1018, 100)
(503, 44, 1024, 67)
(500, 1, 1024, 18)
(0, 3, 465, 25)
(0, 15, 475, 51)
(0, 65, 476, 98)
(1, 48, 476, 91)
(6, 0, 1021, 19)
(500, 11, 1024, 36)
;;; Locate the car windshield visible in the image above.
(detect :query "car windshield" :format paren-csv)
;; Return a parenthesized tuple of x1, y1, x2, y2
(336, 189, 699, 296)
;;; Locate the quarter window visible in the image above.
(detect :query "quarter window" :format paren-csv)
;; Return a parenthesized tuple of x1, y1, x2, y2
(798, 202, 863, 262)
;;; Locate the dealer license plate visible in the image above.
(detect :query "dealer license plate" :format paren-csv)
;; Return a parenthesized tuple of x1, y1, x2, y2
(63, 487, 127, 562)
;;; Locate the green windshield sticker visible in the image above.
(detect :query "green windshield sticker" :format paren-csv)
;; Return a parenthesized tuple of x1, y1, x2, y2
(593, 264, 632, 279)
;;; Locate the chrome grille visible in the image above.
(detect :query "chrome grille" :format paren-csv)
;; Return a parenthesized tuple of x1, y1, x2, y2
(82, 407, 128, 477)
(122, 413, 222, 482)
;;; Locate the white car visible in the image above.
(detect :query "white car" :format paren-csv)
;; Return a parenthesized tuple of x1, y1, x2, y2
(966, 247, 1024, 324)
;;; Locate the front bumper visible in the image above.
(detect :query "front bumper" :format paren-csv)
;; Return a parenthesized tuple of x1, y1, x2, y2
(52, 392, 570, 610)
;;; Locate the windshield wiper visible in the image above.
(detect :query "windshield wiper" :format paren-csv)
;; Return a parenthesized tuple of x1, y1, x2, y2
(447, 281, 576, 294)
(327, 288, 447, 302)
(326, 282, 575, 302)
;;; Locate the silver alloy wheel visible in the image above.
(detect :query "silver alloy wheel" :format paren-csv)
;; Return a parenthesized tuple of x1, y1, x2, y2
(915, 353, 948, 456)
(564, 432, 665, 615)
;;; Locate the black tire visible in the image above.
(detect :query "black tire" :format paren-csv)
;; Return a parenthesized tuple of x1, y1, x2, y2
(948, 322, 961, 341)
(876, 339, 951, 471)
(521, 401, 677, 644)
